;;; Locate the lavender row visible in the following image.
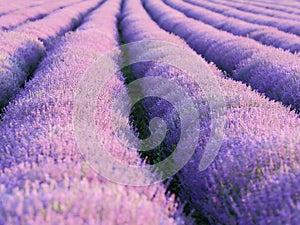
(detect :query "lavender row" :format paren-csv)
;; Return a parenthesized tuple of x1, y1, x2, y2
(165, 0, 300, 54)
(185, 0, 300, 37)
(225, 0, 300, 15)
(0, 0, 181, 224)
(15, 0, 103, 44)
(0, 0, 81, 31)
(211, 0, 300, 19)
(0, 0, 102, 109)
(123, 0, 300, 223)
(144, 0, 300, 112)
(211, 0, 300, 21)
(256, 0, 300, 10)
(0, 161, 179, 224)
(0, 0, 48, 16)
(1, 0, 108, 171)
(0, 31, 44, 108)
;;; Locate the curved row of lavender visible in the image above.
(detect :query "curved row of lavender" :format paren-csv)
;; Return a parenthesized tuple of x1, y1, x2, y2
(0, 0, 102, 109)
(0, 0, 182, 224)
(0, 0, 48, 16)
(123, 0, 300, 223)
(0, 32, 44, 108)
(0, 0, 81, 31)
(212, 0, 300, 21)
(247, 0, 300, 13)
(185, 0, 300, 37)
(164, 0, 300, 54)
(14, 0, 103, 44)
(207, 0, 300, 23)
(143, 0, 300, 112)
(241, 0, 300, 10)
(121, 0, 211, 165)
(225, 0, 300, 15)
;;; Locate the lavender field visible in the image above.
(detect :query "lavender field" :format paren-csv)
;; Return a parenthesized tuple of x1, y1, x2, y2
(0, 0, 300, 224)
